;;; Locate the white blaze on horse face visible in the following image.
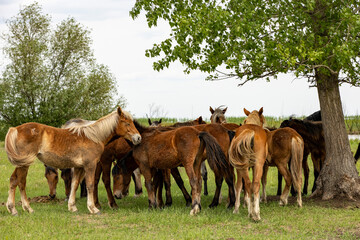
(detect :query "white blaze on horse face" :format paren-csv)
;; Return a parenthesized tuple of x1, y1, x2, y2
(132, 134, 142, 145)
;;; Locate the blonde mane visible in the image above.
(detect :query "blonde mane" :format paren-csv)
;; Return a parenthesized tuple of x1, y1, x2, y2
(68, 110, 133, 143)
(244, 111, 266, 127)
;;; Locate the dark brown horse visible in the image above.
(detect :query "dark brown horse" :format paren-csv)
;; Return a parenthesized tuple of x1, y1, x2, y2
(262, 127, 304, 207)
(129, 123, 230, 215)
(280, 118, 325, 194)
(93, 117, 205, 209)
(4, 107, 141, 215)
(355, 142, 360, 164)
(229, 107, 268, 221)
(44, 166, 81, 199)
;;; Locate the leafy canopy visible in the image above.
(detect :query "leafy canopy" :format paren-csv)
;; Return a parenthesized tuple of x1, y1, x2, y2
(0, 3, 125, 127)
(130, 0, 360, 86)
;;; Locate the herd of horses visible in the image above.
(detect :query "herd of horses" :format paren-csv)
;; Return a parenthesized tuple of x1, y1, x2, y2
(4, 106, 360, 221)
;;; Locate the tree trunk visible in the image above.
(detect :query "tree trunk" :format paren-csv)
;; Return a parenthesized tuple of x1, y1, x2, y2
(312, 70, 360, 200)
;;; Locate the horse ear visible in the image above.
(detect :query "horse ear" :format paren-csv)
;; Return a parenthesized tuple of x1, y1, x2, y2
(244, 108, 250, 116)
(117, 107, 122, 117)
(159, 119, 162, 124)
(198, 116, 203, 123)
(222, 107, 228, 114)
(210, 106, 214, 114)
(148, 118, 152, 126)
(259, 107, 263, 116)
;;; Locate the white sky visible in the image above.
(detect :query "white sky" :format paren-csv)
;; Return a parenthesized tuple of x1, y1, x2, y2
(0, 0, 359, 120)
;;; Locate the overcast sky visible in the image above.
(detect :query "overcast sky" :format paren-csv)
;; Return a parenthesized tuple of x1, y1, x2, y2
(0, 0, 359, 120)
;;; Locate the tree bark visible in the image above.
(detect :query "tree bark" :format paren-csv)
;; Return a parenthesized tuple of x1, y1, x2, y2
(312, 70, 360, 200)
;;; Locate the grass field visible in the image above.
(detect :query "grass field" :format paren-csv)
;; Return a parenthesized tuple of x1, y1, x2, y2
(1, 140, 360, 239)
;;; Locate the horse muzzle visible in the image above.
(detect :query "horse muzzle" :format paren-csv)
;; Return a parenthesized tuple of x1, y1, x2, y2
(132, 134, 142, 145)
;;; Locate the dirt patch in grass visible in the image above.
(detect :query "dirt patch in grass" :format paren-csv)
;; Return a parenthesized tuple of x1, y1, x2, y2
(0, 195, 64, 206)
(265, 195, 360, 209)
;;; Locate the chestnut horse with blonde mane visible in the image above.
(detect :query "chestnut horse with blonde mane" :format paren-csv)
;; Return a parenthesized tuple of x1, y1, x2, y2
(4, 107, 141, 215)
(262, 127, 304, 207)
(228, 107, 268, 221)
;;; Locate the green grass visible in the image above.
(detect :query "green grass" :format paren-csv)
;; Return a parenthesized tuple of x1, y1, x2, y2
(1, 141, 360, 239)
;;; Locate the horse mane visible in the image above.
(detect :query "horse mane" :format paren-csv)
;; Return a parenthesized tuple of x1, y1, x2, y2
(61, 118, 95, 129)
(68, 110, 133, 143)
(304, 110, 322, 121)
(244, 111, 266, 127)
(210, 106, 227, 123)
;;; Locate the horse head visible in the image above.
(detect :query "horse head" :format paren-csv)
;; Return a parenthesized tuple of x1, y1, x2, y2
(210, 106, 228, 124)
(243, 107, 265, 127)
(116, 107, 142, 145)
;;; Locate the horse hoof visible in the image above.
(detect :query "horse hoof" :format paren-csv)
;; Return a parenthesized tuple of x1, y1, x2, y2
(233, 209, 239, 214)
(27, 207, 34, 214)
(49, 194, 56, 199)
(227, 203, 235, 209)
(69, 206, 78, 212)
(252, 215, 261, 222)
(208, 203, 218, 208)
(110, 204, 118, 209)
(190, 205, 200, 216)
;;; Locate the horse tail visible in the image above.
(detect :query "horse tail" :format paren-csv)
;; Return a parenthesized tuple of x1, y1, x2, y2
(228, 129, 255, 169)
(354, 143, 360, 164)
(198, 132, 232, 177)
(5, 127, 36, 167)
(290, 136, 304, 194)
(227, 130, 236, 143)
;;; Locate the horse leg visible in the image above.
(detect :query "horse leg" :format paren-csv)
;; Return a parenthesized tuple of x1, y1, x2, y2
(68, 168, 84, 212)
(133, 168, 143, 197)
(80, 180, 87, 198)
(302, 155, 309, 195)
(209, 170, 223, 208)
(239, 168, 252, 218)
(83, 164, 101, 214)
(311, 153, 321, 193)
(7, 168, 20, 215)
(170, 167, 192, 206)
(101, 161, 118, 209)
(61, 168, 72, 200)
(140, 166, 157, 209)
(94, 162, 103, 209)
(153, 169, 164, 208)
(261, 164, 269, 203)
(164, 169, 172, 207)
(251, 162, 264, 222)
(201, 162, 208, 196)
(276, 170, 282, 196)
(233, 169, 243, 214)
(7, 166, 33, 215)
(185, 164, 201, 216)
(224, 167, 236, 209)
(277, 163, 291, 206)
(17, 166, 34, 214)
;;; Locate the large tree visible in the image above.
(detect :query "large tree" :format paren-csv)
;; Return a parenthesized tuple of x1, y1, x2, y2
(130, 0, 360, 200)
(0, 3, 125, 128)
